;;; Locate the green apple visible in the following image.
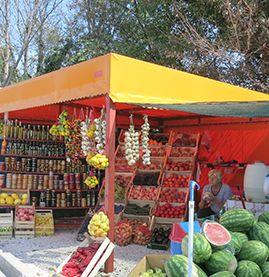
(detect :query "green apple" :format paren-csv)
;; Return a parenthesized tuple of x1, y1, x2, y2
(147, 269, 154, 275)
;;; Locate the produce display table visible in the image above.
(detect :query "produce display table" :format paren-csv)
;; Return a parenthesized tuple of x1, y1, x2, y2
(224, 200, 269, 217)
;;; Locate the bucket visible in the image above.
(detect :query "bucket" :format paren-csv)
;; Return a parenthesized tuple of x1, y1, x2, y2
(244, 161, 268, 203)
(169, 221, 201, 255)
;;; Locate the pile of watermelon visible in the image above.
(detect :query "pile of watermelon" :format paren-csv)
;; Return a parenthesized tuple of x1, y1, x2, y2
(165, 209, 269, 277)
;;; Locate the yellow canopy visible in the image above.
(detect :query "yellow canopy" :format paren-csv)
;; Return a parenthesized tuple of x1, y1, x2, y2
(1, 53, 269, 117)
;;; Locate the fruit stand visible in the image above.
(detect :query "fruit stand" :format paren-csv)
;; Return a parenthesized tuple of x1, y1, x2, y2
(1, 53, 269, 275)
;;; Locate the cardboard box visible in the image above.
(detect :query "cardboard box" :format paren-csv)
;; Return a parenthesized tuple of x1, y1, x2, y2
(128, 255, 171, 277)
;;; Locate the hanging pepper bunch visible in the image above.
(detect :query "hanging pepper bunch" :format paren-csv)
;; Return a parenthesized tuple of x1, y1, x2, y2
(124, 115, 140, 166)
(50, 108, 72, 137)
(65, 119, 83, 163)
(94, 108, 106, 153)
(141, 115, 151, 165)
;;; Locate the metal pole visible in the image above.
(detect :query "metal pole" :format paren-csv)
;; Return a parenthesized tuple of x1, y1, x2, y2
(188, 181, 200, 277)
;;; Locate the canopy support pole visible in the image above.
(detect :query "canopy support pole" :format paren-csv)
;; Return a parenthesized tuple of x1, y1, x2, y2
(104, 95, 116, 273)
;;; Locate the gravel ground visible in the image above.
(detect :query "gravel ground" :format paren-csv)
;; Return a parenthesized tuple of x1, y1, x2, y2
(0, 227, 171, 277)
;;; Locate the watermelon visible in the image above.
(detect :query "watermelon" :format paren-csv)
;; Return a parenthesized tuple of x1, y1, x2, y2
(261, 261, 269, 277)
(258, 211, 269, 225)
(165, 255, 207, 277)
(209, 272, 235, 277)
(250, 227, 269, 249)
(229, 232, 242, 254)
(219, 209, 255, 232)
(232, 232, 249, 245)
(205, 249, 237, 274)
(237, 240, 269, 266)
(202, 221, 231, 248)
(248, 221, 269, 240)
(181, 233, 212, 264)
(235, 260, 262, 277)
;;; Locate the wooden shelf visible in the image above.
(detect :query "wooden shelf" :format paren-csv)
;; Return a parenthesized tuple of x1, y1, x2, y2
(35, 206, 93, 209)
(0, 154, 66, 159)
(30, 189, 99, 192)
(2, 170, 67, 175)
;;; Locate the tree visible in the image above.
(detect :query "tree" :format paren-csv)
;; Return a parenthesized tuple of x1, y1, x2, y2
(0, 0, 64, 87)
(169, 0, 269, 93)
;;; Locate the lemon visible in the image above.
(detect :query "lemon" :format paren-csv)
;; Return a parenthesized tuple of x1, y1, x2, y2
(14, 199, 21, 205)
(5, 196, 14, 204)
(21, 193, 28, 199)
(21, 198, 27, 205)
(0, 198, 5, 204)
(0, 193, 8, 199)
(11, 193, 19, 200)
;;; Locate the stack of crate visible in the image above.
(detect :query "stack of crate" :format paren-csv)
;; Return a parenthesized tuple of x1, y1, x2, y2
(0, 211, 13, 238)
(14, 205, 35, 238)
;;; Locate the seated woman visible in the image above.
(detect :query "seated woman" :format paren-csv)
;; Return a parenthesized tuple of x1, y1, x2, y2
(197, 169, 233, 218)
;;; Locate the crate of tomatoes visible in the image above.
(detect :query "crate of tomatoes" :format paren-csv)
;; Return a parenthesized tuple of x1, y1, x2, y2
(153, 202, 186, 224)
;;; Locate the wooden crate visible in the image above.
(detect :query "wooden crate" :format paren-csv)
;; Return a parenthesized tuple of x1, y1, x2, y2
(35, 210, 54, 237)
(127, 185, 161, 204)
(14, 204, 35, 238)
(54, 233, 115, 277)
(0, 211, 13, 238)
(147, 216, 172, 250)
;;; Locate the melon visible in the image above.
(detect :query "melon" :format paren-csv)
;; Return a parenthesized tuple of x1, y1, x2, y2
(237, 240, 269, 266)
(209, 272, 236, 277)
(219, 209, 255, 232)
(165, 254, 207, 277)
(261, 261, 269, 277)
(258, 211, 269, 225)
(235, 260, 262, 277)
(229, 232, 242, 254)
(181, 233, 212, 264)
(205, 249, 237, 274)
(203, 221, 231, 248)
(232, 232, 249, 245)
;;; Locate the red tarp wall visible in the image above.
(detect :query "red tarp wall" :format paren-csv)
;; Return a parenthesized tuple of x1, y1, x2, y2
(164, 118, 269, 197)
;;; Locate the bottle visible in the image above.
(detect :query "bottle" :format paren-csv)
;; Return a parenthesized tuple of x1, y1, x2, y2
(41, 125, 46, 140)
(46, 126, 50, 140)
(87, 190, 91, 206)
(24, 140, 29, 155)
(20, 140, 25, 155)
(9, 120, 14, 139)
(14, 119, 18, 139)
(6, 120, 11, 138)
(37, 125, 41, 140)
(13, 139, 18, 155)
(3, 120, 7, 138)
(44, 142, 49, 156)
(27, 125, 31, 139)
(18, 121, 23, 139)
(22, 124, 27, 139)
(28, 141, 33, 156)
(32, 125, 37, 140)
(1, 137, 7, 154)
(91, 191, 96, 207)
(6, 139, 12, 154)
